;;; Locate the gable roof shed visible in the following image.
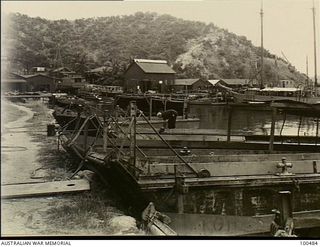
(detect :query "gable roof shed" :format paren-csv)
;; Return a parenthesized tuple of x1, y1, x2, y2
(132, 59, 176, 74)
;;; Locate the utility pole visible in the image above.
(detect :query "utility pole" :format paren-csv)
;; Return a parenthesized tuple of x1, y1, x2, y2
(312, 1, 318, 92)
(260, 1, 264, 89)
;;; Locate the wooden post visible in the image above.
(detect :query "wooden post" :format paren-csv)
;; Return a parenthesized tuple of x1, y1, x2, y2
(129, 101, 137, 168)
(164, 99, 167, 112)
(183, 99, 188, 119)
(269, 107, 276, 152)
(278, 191, 293, 228)
(115, 105, 120, 122)
(316, 118, 319, 145)
(177, 193, 184, 214)
(103, 126, 108, 153)
(313, 161, 318, 173)
(297, 115, 303, 145)
(149, 97, 152, 120)
(175, 175, 186, 214)
(227, 106, 232, 142)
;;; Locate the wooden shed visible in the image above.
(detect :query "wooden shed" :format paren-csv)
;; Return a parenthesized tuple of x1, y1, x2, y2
(124, 59, 176, 93)
(173, 78, 212, 93)
(22, 74, 56, 92)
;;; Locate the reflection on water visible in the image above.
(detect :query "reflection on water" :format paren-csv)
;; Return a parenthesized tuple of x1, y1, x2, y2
(190, 105, 318, 136)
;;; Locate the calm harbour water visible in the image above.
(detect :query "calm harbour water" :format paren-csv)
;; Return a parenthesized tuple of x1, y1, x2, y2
(190, 104, 318, 136)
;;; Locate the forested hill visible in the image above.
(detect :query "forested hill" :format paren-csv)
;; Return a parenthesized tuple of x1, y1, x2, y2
(4, 12, 306, 82)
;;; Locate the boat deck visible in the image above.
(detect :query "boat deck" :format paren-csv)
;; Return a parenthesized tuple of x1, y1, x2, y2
(138, 173, 320, 190)
(80, 141, 320, 191)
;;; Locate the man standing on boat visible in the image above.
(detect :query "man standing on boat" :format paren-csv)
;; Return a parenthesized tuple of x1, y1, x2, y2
(157, 109, 178, 130)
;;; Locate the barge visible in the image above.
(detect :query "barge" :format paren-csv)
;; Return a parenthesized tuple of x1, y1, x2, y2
(54, 100, 320, 236)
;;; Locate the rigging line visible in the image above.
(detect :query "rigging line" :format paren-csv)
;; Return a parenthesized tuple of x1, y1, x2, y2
(86, 124, 102, 153)
(67, 115, 95, 147)
(140, 111, 198, 176)
(58, 115, 78, 133)
(109, 115, 147, 158)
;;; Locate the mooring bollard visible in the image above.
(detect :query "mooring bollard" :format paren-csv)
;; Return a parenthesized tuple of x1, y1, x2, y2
(276, 157, 293, 176)
(313, 161, 318, 173)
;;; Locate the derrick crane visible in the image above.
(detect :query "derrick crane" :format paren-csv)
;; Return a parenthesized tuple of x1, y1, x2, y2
(281, 51, 295, 73)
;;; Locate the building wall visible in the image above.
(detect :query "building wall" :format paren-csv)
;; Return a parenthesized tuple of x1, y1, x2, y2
(26, 76, 56, 92)
(124, 63, 175, 93)
(191, 80, 212, 91)
(172, 80, 212, 93)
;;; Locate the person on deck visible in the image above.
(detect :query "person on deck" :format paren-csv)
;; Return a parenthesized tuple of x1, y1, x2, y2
(157, 109, 178, 130)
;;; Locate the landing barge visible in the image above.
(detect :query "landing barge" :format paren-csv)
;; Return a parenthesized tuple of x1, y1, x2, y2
(55, 100, 320, 236)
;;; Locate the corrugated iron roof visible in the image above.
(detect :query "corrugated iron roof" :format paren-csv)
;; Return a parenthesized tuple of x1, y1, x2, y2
(208, 79, 223, 86)
(221, 79, 251, 85)
(174, 79, 200, 86)
(135, 59, 176, 74)
(21, 73, 54, 79)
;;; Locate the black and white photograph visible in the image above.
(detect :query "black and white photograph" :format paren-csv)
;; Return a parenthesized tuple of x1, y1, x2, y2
(1, 0, 320, 239)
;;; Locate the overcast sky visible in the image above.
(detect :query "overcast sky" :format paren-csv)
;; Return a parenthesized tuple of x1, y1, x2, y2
(2, 0, 319, 77)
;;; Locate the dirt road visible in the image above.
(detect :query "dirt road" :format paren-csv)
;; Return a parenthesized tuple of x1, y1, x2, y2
(2, 101, 44, 185)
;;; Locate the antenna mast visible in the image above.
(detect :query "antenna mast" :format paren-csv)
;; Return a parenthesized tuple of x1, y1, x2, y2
(312, 0, 318, 90)
(260, 1, 264, 89)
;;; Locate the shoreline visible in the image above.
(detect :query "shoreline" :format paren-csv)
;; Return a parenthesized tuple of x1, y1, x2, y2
(1, 99, 140, 236)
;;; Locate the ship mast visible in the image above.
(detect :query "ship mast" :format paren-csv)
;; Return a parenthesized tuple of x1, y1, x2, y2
(260, 1, 264, 89)
(312, 0, 318, 91)
(306, 55, 310, 87)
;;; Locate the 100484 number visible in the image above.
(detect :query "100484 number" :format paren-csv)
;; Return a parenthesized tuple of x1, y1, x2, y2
(300, 241, 318, 246)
